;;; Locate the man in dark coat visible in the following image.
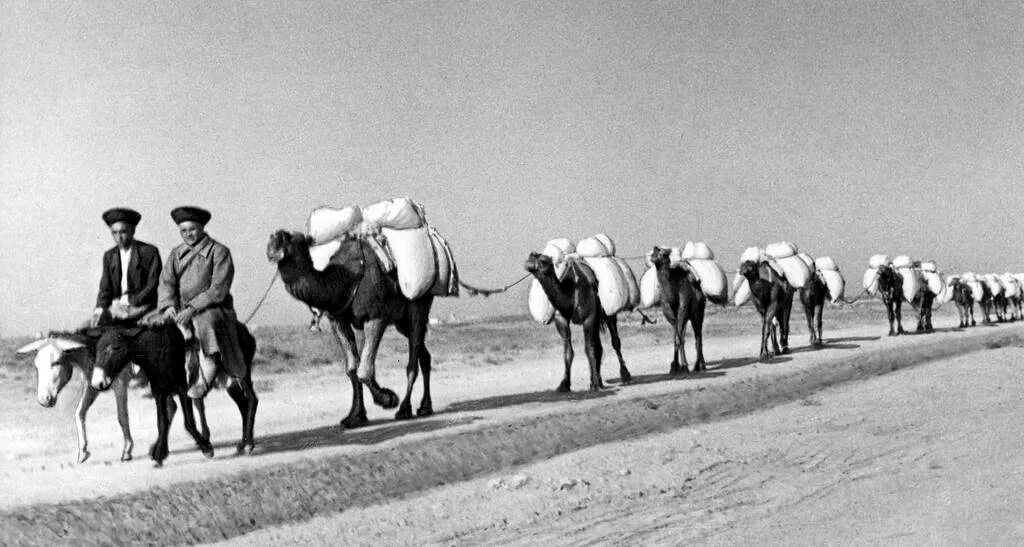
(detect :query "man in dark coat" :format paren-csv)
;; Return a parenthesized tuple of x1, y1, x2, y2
(93, 208, 162, 326)
(157, 206, 246, 398)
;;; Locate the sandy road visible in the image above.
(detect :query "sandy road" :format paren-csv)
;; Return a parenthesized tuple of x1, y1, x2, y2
(226, 345, 1024, 546)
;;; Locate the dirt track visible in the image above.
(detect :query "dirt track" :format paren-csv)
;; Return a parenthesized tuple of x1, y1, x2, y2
(1, 315, 1022, 544)
(232, 345, 1024, 545)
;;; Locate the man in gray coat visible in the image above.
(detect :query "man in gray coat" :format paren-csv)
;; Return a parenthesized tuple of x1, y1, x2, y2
(158, 206, 246, 398)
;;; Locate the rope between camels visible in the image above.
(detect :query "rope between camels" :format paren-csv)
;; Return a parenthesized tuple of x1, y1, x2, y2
(459, 273, 532, 297)
(242, 270, 280, 325)
(838, 288, 871, 305)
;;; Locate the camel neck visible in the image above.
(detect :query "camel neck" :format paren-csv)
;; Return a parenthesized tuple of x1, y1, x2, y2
(277, 256, 357, 312)
(532, 268, 576, 315)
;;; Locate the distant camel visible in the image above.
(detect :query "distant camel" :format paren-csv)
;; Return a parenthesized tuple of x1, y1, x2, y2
(267, 231, 431, 427)
(800, 273, 828, 347)
(524, 252, 632, 392)
(650, 246, 707, 374)
(950, 279, 975, 328)
(738, 259, 794, 360)
(911, 287, 936, 333)
(874, 265, 907, 336)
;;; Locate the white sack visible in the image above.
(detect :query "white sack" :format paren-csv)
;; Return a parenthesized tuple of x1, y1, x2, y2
(309, 240, 343, 271)
(528, 279, 555, 324)
(766, 241, 798, 259)
(775, 255, 812, 289)
(576, 236, 611, 258)
(687, 259, 728, 303)
(892, 255, 914, 269)
(584, 257, 630, 316)
(984, 274, 1003, 297)
(614, 257, 641, 310)
(640, 266, 660, 308)
(733, 272, 752, 307)
(429, 228, 458, 297)
(815, 256, 839, 271)
(543, 239, 575, 280)
(683, 241, 715, 260)
(863, 268, 880, 296)
(594, 233, 616, 256)
(897, 267, 921, 302)
(820, 270, 846, 304)
(999, 274, 1019, 299)
(308, 206, 362, 245)
(921, 271, 944, 296)
(382, 226, 436, 300)
(362, 197, 425, 230)
(797, 252, 814, 268)
(963, 273, 985, 304)
(740, 246, 766, 264)
(919, 261, 937, 273)
(868, 254, 890, 269)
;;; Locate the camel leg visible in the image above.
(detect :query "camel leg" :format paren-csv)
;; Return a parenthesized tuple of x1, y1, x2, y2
(815, 303, 824, 345)
(330, 320, 368, 428)
(416, 345, 433, 417)
(112, 374, 133, 462)
(802, 292, 817, 346)
(395, 320, 419, 421)
(583, 318, 603, 391)
(357, 319, 400, 409)
(603, 314, 631, 384)
(779, 291, 792, 354)
(593, 326, 605, 389)
(894, 299, 906, 335)
(885, 300, 896, 336)
(554, 316, 573, 392)
(193, 397, 210, 442)
(75, 383, 99, 464)
(671, 314, 689, 375)
(759, 311, 774, 361)
(693, 301, 707, 371)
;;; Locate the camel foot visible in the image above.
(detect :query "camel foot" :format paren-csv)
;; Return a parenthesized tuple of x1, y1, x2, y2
(416, 404, 434, 417)
(669, 362, 685, 376)
(395, 404, 414, 421)
(149, 443, 168, 465)
(556, 380, 571, 393)
(619, 368, 632, 384)
(78, 450, 90, 464)
(340, 412, 368, 429)
(235, 442, 254, 456)
(371, 387, 400, 409)
(781, 347, 791, 355)
(695, 360, 707, 372)
(589, 383, 603, 392)
(120, 450, 132, 462)
(153, 461, 163, 469)
(759, 352, 774, 362)
(200, 444, 214, 459)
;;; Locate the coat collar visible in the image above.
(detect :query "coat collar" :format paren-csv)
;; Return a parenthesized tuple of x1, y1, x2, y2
(176, 235, 215, 259)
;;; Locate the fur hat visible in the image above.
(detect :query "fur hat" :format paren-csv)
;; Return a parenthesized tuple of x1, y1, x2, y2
(170, 206, 212, 226)
(102, 208, 142, 227)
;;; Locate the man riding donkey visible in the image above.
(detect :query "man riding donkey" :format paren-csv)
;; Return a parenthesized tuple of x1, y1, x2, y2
(156, 206, 248, 398)
(93, 207, 163, 326)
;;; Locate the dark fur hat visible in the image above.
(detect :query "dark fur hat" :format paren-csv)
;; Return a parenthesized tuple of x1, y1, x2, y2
(170, 206, 211, 226)
(102, 208, 142, 227)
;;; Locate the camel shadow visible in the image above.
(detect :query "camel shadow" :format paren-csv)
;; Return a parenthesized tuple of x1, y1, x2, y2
(828, 335, 881, 343)
(186, 415, 481, 457)
(711, 355, 793, 372)
(444, 386, 617, 413)
(786, 342, 860, 355)
(623, 370, 727, 386)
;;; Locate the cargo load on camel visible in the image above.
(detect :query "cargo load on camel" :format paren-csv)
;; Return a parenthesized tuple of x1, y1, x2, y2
(639, 241, 729, 308)
(306, 197, 459, 300)
(529, 234, 640, 322)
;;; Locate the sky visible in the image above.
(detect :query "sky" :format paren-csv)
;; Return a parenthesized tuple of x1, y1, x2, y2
(2, 1, 1023, 337)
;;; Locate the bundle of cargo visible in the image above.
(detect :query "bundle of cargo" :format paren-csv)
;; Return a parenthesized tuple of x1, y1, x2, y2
(765, 241, 811, 289)
(983, 273, 1005, 298)
(732, 246, 766, 307)
(889, 255, 920, 303)
(306, 197, 459, 300)
(813, 256, 846, 304)
(576, 234, 640, 316)
(527, 238, 575, 324)
(918, 261, 944, 296)
(935, 275, 956, 305)
(999, 273, 1020, 299)
(639, 242, 728, 308)
(862, 254, 889, 296)
(961, 272, 985, 304)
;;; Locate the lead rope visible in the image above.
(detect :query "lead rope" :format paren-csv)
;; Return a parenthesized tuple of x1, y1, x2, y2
(459, 273, 532, 297)
(241, 270, 280, 325)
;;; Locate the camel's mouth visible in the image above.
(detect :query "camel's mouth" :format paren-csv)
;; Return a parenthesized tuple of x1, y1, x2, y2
(267, 246, 285, 263)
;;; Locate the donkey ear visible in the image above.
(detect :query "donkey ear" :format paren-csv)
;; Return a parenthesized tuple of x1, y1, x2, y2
(15, 339, 49, 354)
(53, 338, 86, 352)
(77, 327, 105, 339)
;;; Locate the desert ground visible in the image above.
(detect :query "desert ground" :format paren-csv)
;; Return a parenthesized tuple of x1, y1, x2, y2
(1, 301, 1022, 545)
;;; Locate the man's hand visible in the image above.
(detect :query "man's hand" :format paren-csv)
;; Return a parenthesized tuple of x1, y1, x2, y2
(175, 306, 197, 326)
(90, 309, 103, 328)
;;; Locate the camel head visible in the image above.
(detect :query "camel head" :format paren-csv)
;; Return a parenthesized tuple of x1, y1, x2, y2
(738, 260, 760, 281)
(524, 252, 554, 275)
(650, 246, 673, 269)
(267, 230, 311, 264)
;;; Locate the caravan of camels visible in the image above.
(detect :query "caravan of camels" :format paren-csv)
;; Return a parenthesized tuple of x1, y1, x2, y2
(16, 196, 1024, 466)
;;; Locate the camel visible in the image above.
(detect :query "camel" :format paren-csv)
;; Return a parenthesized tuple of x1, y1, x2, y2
(267, 231, 432, 427)
(738, 259, 794, 360)
(650, 247, 706, 374)
(979, 282, 995, 324)
(950, 279, 975, 328)
(911, 286, 936, 333)
(874, 265, 906, 336)
(524, 252, 632, 392)
(799, 273, 828, 347)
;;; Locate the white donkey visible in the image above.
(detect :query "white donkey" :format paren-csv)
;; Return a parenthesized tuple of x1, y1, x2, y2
(17, 333, 142, 463)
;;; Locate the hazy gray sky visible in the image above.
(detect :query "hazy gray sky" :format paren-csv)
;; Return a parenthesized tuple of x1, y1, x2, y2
(2, 1, 1023, 336)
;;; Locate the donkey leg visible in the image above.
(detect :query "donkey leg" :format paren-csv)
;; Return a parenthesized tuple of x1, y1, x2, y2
(150, 394, 171, 467)
(555, 316, 573, 392)
(178, 391, 214, 458)
(75, 383, 99, 464)
(193, 397, 210, 442)
(604, 314, 631, 384)
(113, 374, 133, 462)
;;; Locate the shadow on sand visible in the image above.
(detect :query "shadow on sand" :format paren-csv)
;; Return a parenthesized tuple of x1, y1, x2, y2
(445, 385, 617, 413)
